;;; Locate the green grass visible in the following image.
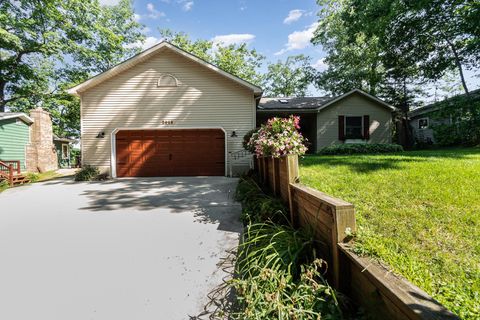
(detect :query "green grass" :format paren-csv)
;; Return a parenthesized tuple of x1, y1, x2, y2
(299, 148, 480, 319)
(0, 170, 67, 193)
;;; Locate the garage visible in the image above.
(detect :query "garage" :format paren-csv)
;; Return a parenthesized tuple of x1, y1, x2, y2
(115, 129, 225, 177)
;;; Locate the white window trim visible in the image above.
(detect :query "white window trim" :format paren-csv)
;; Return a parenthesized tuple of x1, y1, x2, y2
(344, 115, 365, 140)
(418, 117, 429, 130)
(110, 126, 228, 178)
(157, 73, 178, 87)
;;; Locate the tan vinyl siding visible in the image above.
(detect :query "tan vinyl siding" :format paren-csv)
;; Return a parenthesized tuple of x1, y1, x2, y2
(80, 47, 255, 175)
(316, 93, 392, 149)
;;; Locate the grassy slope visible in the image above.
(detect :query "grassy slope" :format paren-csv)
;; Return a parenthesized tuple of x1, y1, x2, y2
(300, 148, 480, 319)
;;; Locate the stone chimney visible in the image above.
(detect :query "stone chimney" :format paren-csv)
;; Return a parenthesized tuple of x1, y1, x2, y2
(26, 108, 58, 172)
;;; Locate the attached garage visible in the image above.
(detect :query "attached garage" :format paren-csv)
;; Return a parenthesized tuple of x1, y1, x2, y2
(115, 129, 225, 177)
(68, 41, 263, 177)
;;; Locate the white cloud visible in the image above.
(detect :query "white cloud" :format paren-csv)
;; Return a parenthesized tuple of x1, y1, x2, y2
(99, 0, 120, 5)
(312, 58, 327, 71)
(142, 36, 161, 50)
(182, 1, 194, 11)
(283, 9, 304, 24)
(275, 22, 319, 55)
(142, 26, 151, 34)
(212, 34, 256, 46)
(134, 13, 141, 21)
(125, 36, 161, 51)
(147, 3, 166, 19)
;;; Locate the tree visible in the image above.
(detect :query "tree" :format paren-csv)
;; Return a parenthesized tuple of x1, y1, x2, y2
(0, 0, 144, 137)
(160, 29, 265, 86)
(263, 55, 315, 97)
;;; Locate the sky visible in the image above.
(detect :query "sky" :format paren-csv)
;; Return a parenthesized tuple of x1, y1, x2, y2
(100, 0, 479, 100)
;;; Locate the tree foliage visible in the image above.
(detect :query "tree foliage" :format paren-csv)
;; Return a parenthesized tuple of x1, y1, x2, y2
(263, 55, 315, 97)
(0, 0, 144, 137)
(160, 29, 265, 86)
(312, 0, 479, 109)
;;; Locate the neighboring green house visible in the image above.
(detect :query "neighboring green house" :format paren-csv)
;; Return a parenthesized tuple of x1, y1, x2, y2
(53, 135, 74, 168)
(1, 110, 74, 172)
(0, 113, 34, 171)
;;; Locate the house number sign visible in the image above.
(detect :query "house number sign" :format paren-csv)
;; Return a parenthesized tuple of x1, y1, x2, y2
(160, 120, 174, 125)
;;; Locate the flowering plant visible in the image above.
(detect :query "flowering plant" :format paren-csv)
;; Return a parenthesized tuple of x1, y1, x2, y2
(247, 116, 307, 157)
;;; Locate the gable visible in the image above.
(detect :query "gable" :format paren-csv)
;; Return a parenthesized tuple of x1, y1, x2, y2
(68, 42, 262, 96)
(318, 91, 394, 114)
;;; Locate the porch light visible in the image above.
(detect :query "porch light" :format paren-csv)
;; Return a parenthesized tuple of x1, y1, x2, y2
(231, 130, 237, 137)
(96, 131, 105, 138)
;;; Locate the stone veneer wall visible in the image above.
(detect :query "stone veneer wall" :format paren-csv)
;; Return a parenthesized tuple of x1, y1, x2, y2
(26, 108, 58, 172)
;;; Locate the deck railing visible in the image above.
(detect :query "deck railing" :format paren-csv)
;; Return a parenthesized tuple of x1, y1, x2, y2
(0, 160, 20, 186)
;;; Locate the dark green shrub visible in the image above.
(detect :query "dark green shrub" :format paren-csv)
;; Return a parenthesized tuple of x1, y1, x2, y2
(235, 176, 290, 225)
(318, 143, 404, 155)
(74, 165, 101, 181)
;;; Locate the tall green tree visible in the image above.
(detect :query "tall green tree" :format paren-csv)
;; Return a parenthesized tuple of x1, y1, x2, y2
(263, 55, 315, 97)
(0, 0, 144, 137)
(160, 29, 265, 86)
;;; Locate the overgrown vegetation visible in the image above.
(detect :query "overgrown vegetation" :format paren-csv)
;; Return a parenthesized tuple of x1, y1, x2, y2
(74, 165, 101, 182)
(431, 92, 480, 146)
(231, 175, 345, 319)
(300, 148, 480, 319)
(318, 143, 403, 155)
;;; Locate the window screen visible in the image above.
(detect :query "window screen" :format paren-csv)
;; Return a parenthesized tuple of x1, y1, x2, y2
(345, 116, 363, 139)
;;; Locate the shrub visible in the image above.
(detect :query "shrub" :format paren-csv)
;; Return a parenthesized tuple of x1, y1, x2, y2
(247, 116, 307, 157)
(235, 176, 290, 225)
(74, 165, 101, 181)
(243, 129, 259, 153)
(318, 143, 404, 155)
(26, 172, 40, 183)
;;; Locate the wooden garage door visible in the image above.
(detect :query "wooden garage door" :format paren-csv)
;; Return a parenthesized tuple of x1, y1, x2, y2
(116, 129, 225, 177)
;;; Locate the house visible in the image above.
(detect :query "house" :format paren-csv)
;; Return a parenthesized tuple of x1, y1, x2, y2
(409, 89, 480, 144)
(0, 112, 34, 171)
(67, 41, 262, 178)
(53, 135, 75, 168)
(257, 89, 395, 153)
(0, 108, 73, 173)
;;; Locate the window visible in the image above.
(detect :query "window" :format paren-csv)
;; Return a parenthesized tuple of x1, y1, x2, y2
(345, 116, 363, 139)
(157, 73, 178, 87)
(418, 118, 429, 129)
(62, 144, 69, 159)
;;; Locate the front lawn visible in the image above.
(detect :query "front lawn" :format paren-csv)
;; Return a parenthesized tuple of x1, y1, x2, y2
(300, 148, 480, 319)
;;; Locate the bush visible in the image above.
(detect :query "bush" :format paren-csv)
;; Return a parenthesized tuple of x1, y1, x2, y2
(26, 172, 39, 183)
(247, 116, 307, 157)
(235, 176, 290, 225)
(74, 165, 101, 181)
(243, 129, 258, 153)
(318, 143, 404, 155)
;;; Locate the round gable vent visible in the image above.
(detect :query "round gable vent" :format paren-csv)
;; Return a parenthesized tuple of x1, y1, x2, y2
(157, 73, 178, 87)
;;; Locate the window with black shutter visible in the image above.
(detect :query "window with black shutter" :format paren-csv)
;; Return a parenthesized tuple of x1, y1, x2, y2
(345, 116, 363, 139)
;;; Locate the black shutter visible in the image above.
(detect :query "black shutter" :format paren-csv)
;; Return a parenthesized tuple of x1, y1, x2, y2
(363, 115, 370, 140)
(338, 115, 345, 141)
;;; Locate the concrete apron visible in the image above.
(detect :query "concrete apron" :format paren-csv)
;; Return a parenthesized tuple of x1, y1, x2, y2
(0, 176, 242, 320)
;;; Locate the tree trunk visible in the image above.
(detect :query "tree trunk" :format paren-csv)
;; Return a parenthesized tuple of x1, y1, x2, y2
(446, 39, 469, 95)
(0, 81, 6, 112)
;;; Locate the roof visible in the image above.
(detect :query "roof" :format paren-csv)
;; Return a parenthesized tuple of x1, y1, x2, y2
(409, 88, 480, 118)
(53, 134, 75, 143)
(258, 89, 395, 112)
(0, 112, 34, 124)
(67, 41, 263, 96)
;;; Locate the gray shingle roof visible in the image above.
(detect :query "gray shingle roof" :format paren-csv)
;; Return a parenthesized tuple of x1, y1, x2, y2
(258, 96, 334, 110)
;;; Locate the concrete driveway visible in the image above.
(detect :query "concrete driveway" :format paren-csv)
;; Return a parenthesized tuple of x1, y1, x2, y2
(0, 177, 242, 320)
